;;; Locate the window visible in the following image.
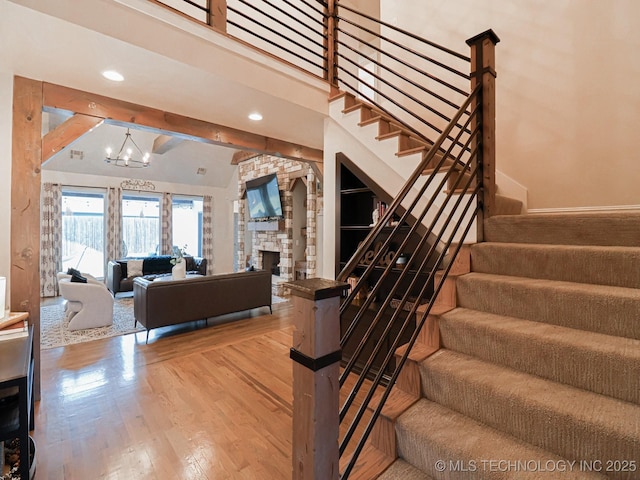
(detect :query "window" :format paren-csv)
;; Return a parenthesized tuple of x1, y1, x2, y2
(172, 196, 203, 256)
(121, 194, 160, 257)
(61, 189, 105, 278)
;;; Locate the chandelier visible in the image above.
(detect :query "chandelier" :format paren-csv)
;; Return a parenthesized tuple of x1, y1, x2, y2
(105, 128, 151, 168)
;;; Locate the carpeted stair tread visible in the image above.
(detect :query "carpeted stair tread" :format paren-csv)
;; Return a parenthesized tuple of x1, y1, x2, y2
(419, 350, 640, 471)
(396, 399, 608, 480)
(456, 273, 640, 340)
(439, 308, 640, 404)
(378, 459, 434, 480)
(471, 243, 640, 289)
(484, 212, 640, 246)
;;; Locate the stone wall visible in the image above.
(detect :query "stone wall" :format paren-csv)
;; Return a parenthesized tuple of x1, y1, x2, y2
(237, 155, 319, 283)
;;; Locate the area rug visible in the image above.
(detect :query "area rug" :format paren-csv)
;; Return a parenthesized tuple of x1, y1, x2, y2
(41, 294, 288, 349)
(40, 297, 143, 349)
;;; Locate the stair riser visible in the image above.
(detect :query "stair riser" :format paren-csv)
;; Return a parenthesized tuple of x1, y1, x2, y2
(471, 243, 640, 289)
(484, 212, 640, 246)
(456, 275, 640, 340)
(494, 194, 523, 215)
(395, 424, 461, 479)
(439, 311, 640, 405)
(419, 354, 640, 476)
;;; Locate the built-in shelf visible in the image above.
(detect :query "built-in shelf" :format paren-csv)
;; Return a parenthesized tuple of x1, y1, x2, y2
(337, 155, 434, 381)
(340, 187, 372, 195)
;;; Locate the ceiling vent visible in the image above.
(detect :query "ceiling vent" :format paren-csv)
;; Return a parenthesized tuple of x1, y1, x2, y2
(196, 167, 207, 175)
(69, 149, 84, 160)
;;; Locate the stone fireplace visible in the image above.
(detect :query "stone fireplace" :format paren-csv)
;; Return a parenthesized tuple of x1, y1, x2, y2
(236, 155, 321, 295)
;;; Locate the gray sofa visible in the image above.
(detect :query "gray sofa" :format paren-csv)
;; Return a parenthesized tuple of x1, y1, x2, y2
(107, 255, 207, 296)
(133, 269, 272, 341)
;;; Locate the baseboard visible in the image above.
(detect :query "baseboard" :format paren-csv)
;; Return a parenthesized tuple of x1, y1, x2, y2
(527, 204, 640, 214)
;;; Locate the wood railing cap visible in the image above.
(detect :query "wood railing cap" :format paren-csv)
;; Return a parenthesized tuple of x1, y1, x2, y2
(284, 278, 348, 301)
(466, 29, 500, 46)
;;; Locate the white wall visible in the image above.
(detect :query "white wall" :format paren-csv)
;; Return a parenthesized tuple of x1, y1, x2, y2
(42, 169, 238, 274)
(0, 72, 12, 309)
(292, 181, 307, 263)
(381, 0, 640, 211)
(215, 168, 240, 273)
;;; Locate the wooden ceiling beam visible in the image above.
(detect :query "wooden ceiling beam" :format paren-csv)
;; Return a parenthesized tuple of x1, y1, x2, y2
(41, 113, 103, 164)
(231, 150, 262, 165)
(42, 82, 323, 164)
(152, 134, 183, 154)
(310, 162, 323, 182)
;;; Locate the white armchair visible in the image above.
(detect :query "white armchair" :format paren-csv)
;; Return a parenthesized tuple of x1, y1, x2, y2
(58, 278, 114, 330)
(56, 271, 103, 285)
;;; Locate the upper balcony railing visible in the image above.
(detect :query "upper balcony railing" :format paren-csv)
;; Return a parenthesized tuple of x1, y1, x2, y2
(153, 0, 329, 78)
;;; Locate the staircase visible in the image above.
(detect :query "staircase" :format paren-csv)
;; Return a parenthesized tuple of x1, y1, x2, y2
(330, 86, 640, 478)
(329, 92, 481, 247)
(311, 5, 638, 475)
(377, 212, 640, 479)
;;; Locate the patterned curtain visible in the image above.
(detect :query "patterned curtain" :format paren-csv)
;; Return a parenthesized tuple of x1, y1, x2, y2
(202, 195, 213, 272)
(40, 182, 62, 297)
(106, 187, 123, 263)
(161, 192, 173, 255)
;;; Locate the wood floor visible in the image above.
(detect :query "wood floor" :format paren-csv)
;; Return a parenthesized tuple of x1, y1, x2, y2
(33, 302, 295, 480)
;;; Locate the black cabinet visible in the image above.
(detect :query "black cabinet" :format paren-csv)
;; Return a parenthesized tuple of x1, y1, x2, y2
(0, 325, 34, 479)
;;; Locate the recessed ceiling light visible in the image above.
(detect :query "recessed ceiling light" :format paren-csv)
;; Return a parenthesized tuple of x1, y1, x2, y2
(102, 70, 124, 82)
(248, 112, 263, 121)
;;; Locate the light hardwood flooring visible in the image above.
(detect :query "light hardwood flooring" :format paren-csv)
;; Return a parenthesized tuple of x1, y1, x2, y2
(33, 302, 295, 480)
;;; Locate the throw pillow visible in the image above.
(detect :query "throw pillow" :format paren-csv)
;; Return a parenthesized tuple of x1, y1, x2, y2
(184, 256, 195, 272)
(142, 255, 173, 274)
(127, 259, 144, 278)
(67, 267, 82, 277)
(70, 272, 87, 283)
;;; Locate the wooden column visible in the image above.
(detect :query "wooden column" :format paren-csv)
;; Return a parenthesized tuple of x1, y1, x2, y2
(207, 0, 227, 32)
(285, 278, 348, 480)
(325, 0, 339, 95)
(11, 76, 43, 400)
(466, 30, 499, 241)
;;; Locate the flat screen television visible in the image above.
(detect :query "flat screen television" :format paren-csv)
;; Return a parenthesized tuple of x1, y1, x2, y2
(245, 173, 284, 219)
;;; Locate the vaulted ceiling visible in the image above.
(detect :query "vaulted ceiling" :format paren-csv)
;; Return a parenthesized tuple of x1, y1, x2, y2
(42, 115, 239, 188)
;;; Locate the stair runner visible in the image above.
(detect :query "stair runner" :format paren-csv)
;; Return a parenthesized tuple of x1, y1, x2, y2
(379, 212, 640, 480)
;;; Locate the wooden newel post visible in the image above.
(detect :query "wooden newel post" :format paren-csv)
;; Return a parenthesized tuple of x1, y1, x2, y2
(466, 29, 500, 241)
(285, 278, 349, 480)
